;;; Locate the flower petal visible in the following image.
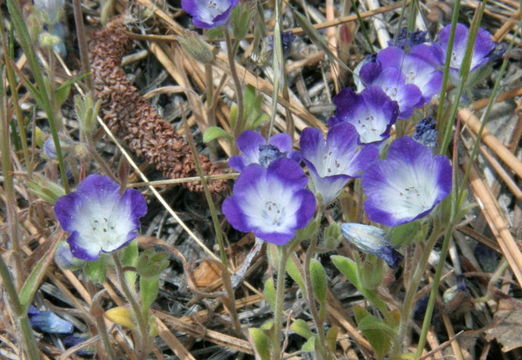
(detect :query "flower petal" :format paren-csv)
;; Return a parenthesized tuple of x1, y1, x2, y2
(362, 137, 452, 226)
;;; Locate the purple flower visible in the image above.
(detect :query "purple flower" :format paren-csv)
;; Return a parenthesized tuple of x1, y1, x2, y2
(374, 45, 443, 105)
(181, 0, 239, 29)
(229, 130, 292, 171)
(28, 306, 74, 334)
(299, 124, 379, 204)
(341, 223, 403, 268)
(362, 137, 452, 226)
(329, 87, 399, 144)
(54, 175, 147, 261)
(437, 23, 496, 75)
(222, 158, 316, 245)
(360, 62, 423, 119)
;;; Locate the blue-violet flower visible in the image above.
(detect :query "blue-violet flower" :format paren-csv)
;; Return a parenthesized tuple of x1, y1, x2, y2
(436, 23, 496, 75)
(341, 223, 403, 268)
(54, 175, 147, 260)
(299, 124, 379, 204)
(181, 0, 239, 29)
(362, 137, 452, 226)
(222, 158, 316, 245)
(373, 45, 443, 105)
(329, 87, 399, 144)
(229, 130, 292, 171)
(359, 62, 423, 119)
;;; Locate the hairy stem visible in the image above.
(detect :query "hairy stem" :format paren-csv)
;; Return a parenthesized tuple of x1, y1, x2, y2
(224, 28, 244, 139)
(113, 254, 150, 358)
(391, 227, 441, 357)
(0, 256, 40, 359)
(303, 238, 329, 360)
(271, 245, 289, 360)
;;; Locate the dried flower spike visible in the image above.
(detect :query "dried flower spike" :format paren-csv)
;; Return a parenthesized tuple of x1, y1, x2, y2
(89, 19, 226, 192)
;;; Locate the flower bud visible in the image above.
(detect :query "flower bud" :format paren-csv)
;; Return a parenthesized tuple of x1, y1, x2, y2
(74, 93, 100, 135)
(341, 223, 403, 268)
(34, 0, 65, 24)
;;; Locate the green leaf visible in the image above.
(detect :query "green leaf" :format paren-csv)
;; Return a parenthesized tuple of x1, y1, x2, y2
(310, 259, 327, 305)
(301, 336, 316, 352)
(84, 257, 107, 283)
(231, 4, 252, 40)
(331, 255, 389, 316)
(203, 126, 233, 143)
(140, 276, 159, 314)
(206, 27, 225, 41)
(26, 175, 65, 203)
(353, 306, 395, 358)
(331, 255, 361, 289)
(137, 249, 169, 278)
(285, 257, 305, 292)
(55, 72, 91, 108)
(325, 326, 338, 352)
(388, 221, 422, 247)
(19, 240, 60, 309)
(121, 240, 138, 286)
(263, 277, 276, 312)
(249, 328, 271, 360)
(291, 319, 313, 339)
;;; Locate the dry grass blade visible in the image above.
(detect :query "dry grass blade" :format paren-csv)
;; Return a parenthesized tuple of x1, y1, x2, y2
(467, 160, 522, 287)
(459, 108, 522, 178)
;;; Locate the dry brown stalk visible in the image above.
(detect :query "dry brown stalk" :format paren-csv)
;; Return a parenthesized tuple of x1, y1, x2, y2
(89, 18, 227, 193)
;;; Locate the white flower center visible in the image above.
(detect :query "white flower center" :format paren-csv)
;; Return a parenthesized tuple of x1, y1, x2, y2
(405, 70, 417, 82)
(90, 216, 116, 234)
(262, 201, 285, 226)
(383, 86, 398, 100)
(72, 195, 135, 257)
(241, 177, 300, 233)
(353, 113, 385, 143)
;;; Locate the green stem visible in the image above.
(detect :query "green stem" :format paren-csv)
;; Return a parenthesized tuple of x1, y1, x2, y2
(272, 245, 289, 360)
(303, 238, 329, 360)
(224, 28, 244, 139)
(4, 0, 69, 193)
(390, 227, 441, 358)
(91, 290, 117, 360)
(415, 226, 454, 358)
(435, 0, 462, 153)
(182, 119, 241, 334)
(0, 256, 40, 360)
(0, 67, 24, 290)
(113, 254, 150, 358)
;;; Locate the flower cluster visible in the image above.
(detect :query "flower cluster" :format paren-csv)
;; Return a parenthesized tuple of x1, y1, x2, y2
(334, 23, 496, 140)
(221, 23, 499, 267)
